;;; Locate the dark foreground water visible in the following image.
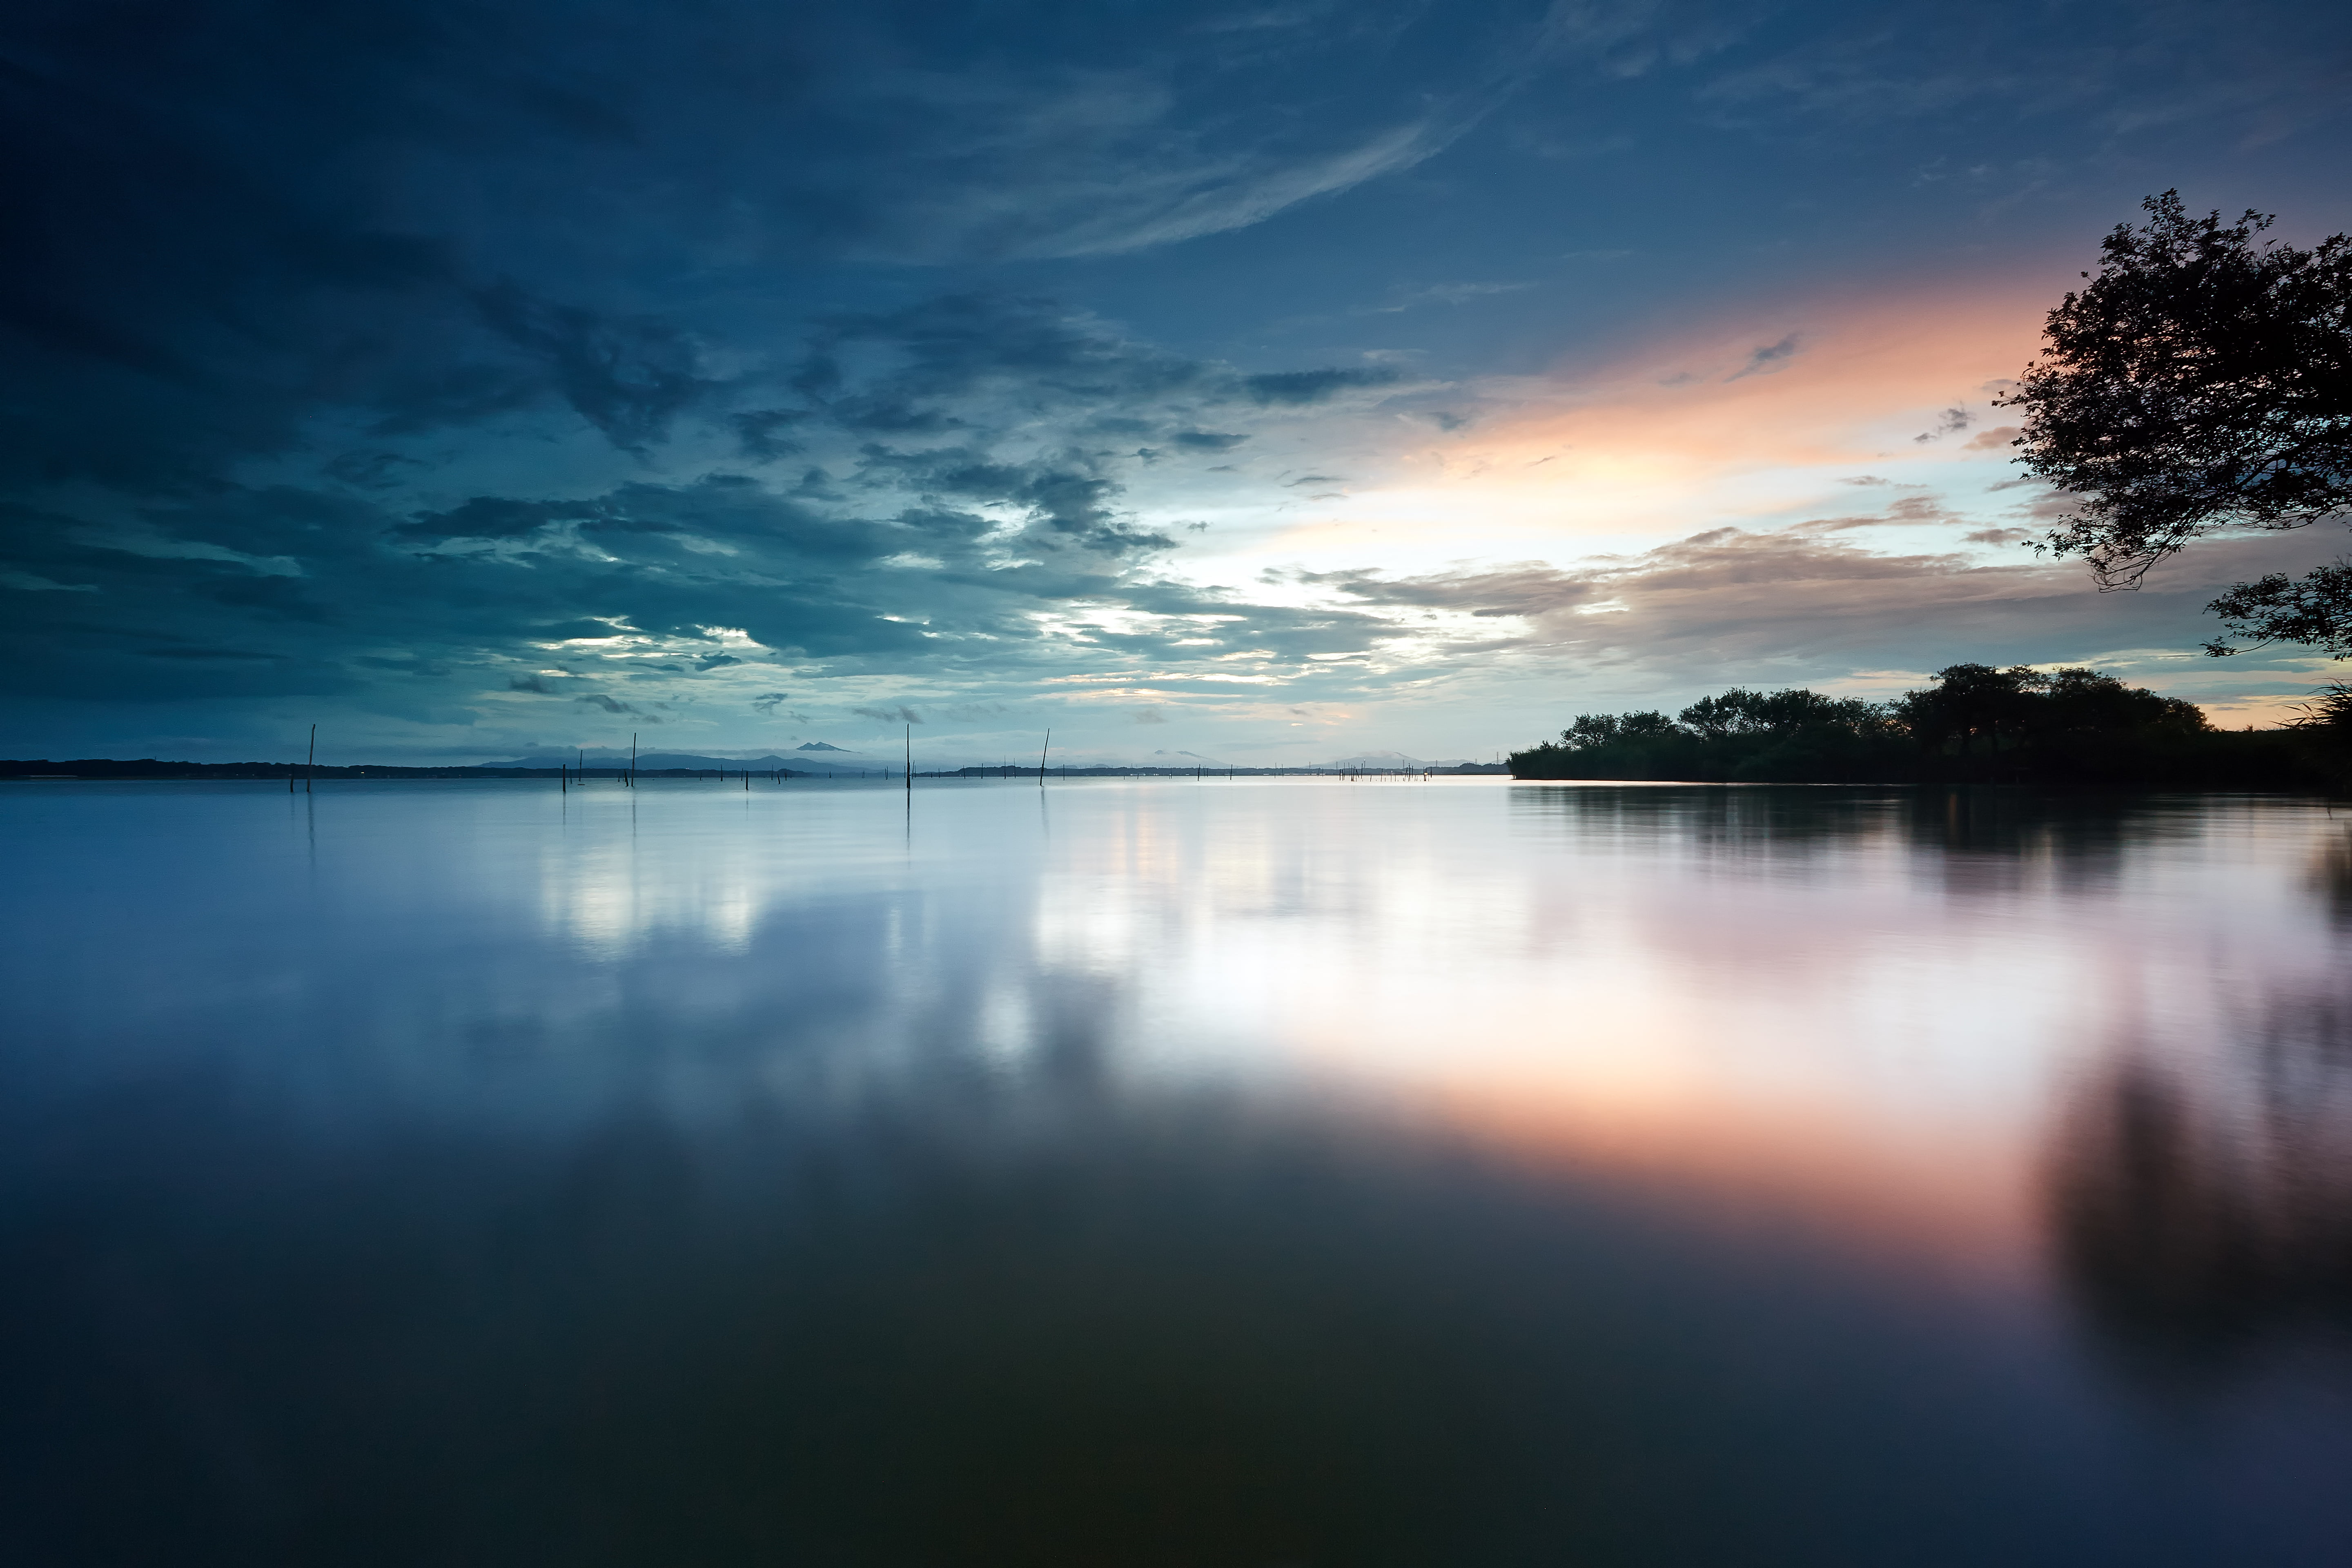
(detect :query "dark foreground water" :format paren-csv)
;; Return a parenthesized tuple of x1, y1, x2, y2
(2, 777, 2349, 1566)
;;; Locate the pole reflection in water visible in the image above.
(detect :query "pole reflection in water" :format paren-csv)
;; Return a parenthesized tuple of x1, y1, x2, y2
(0, 778, 2348, 1567)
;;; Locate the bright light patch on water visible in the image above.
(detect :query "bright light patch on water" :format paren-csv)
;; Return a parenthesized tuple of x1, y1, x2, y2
(2, 777, 2348, 1565)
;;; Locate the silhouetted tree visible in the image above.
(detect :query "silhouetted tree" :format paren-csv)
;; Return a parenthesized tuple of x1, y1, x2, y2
(2030, 667, 2208, 738)
(1563, 710, 1677, 746)
(1892, 664, 2047, 766)
(1513, 666, 2283, 785)
(1513, 686, 1908, 782)
(1677, 687, 1884, 739)
(2005, 192, 2352, 653)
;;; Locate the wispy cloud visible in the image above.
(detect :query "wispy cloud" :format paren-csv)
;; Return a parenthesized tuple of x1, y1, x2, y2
(1724, 334, 1803, 382)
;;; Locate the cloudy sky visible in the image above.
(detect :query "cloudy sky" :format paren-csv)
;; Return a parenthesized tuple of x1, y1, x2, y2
(5, 0, 2349, 765)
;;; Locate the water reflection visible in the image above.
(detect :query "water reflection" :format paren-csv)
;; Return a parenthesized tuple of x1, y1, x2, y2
(2307, 823, 2352, 928)
(1508, 780, 2209, 860)
(0, 1029, 2195, 1568)
(2, 780, 2350, 1565)
(2052, 996, 2352, 1364)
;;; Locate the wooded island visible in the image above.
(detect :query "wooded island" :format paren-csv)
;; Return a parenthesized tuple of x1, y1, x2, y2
(1510, 664, 2344, 788)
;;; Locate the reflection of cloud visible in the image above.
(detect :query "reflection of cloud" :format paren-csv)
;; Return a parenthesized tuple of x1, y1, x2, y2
(20, 771, 2352, 1555)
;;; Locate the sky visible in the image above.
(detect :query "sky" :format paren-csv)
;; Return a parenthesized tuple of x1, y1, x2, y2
(4, 0, 2349, 766)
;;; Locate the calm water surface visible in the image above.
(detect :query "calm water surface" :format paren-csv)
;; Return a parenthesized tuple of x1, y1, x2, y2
(2, 777, 2349, 1566)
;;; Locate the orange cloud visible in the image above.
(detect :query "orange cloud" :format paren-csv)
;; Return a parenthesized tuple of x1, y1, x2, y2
(1271, 275, 2064, 556)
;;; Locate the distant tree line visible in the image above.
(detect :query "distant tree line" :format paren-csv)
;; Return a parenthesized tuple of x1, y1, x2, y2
(0, 759, 808, 780)
(1510, 664, 2342, 788)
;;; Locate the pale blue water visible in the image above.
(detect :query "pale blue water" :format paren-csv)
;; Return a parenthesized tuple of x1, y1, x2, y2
(2, 777, 2348, 1565)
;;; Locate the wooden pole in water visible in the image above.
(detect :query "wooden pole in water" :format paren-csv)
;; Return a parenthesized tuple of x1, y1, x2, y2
(305, 723, 315, 793)
(904, 724, 911, 798)
(1038, 728, 1050, 786)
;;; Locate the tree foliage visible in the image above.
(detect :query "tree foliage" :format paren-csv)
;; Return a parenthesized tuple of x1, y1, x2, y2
(1513, 684, 1910, 784)
(2005, 192, 2352, 653)
(1890, 664, 2207, 755)
(2204, 561, 2352, 659)
(1677, 687, 1882, 738)
(1889, 663, 2041, 755)
(1510, 667, 2254, 786)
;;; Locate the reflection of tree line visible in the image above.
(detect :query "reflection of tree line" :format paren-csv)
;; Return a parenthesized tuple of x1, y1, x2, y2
(1518, 784, 2352, 1366)
(2308, 825, 2352, 930)
(2049, 999, 2352, 1365)
(1510, 781, 2204, 868)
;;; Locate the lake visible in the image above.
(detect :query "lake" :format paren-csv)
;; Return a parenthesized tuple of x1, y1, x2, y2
(2, 777, 2348, 1566)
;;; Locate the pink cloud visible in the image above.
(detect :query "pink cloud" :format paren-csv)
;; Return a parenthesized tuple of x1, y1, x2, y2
(1323, 274, 2069, 551)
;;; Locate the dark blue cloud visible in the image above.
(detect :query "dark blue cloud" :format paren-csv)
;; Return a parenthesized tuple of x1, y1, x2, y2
(473, 281, 713, 450)
(1, 0, 1551, 479)
(3, 0, 2348, 756)
(1725, 334, 1802, 382)
(1242, 369, 1403, 405)
(0, 275, 1419, 737)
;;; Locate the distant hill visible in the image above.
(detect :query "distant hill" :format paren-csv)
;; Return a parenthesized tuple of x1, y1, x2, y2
(490, 749, 887, 775)
(5, 753, 1509, 781)
(490, 747, 1495, 776)
(1316, 752, 1504, 773)
(9, 746, 1501, 782)
(2, 758, 586, 780)
(1321, 751, 1433, 770)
